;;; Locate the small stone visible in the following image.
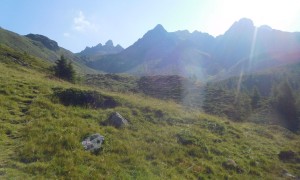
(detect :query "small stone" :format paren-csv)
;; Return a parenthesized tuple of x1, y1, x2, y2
(284, 172, 295, 178)
(222, 159, 244, 173)
(103, 112, 128, 128)
(223, 159, 237, 170)
(82, 133, 104, 152)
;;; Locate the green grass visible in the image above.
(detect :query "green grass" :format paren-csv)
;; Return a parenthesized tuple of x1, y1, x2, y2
(0, 58, 300, 179)
(84, 73, 139, 93)
(0, 27, 99, 75)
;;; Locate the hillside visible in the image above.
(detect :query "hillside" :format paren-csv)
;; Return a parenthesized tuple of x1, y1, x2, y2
(86, 19, 300, 80)
(0, 27, 98, 74)
(0, 36, 300, 179)
(202, 62, 300, 131)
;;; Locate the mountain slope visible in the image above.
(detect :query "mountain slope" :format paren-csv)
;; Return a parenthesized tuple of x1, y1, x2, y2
(0, 27, 98, 74)
(0, 48, 300, 179)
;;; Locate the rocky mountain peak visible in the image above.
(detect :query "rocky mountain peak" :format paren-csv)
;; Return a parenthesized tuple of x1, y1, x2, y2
(225, 18, 255, 35)
(25, 34, 59, 51)
(142, 24, 168, 39)
(258, 25, 273, 32)
(95, 43, 103, 47)
(78, 40, 124, 56)
(153, 24, 166, 32)
(237, 18, 254, 26)
(105, 40, 114, 47)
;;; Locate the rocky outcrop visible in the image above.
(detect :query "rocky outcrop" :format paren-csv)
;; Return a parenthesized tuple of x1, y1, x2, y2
(278, 150, 300, 163)
(53, 88, 119, 109)
(25, 34, 59, 51)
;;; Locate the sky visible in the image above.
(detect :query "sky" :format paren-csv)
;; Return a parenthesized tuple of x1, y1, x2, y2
(1, 0, 300, 53)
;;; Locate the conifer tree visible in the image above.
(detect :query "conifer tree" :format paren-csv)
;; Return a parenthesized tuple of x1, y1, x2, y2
(54, 55, 76, 83)
(66, 61, 76, 82)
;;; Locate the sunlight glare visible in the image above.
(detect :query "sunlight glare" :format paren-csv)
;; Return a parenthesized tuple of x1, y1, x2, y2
(248, 27, 258, 71)
(199, 0, 300, 37)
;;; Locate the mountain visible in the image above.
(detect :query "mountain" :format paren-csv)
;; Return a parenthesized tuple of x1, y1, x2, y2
(214, 18, 300, 79)
(86, 18, 300, 80)
(1, 40, 300, 179)
(0, 27, 98, 74)
(213, 18, 256, 69)
(78, 40, 124, 61)
(87, 24, 220, 79)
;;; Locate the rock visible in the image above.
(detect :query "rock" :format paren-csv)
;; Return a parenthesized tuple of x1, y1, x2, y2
(282, 169, 297, 179)
(284, 172, 296, 178)
(103, 112, 128, 128)
(279, 150, 296, 162)
(82, 133, 104, 152)
(222, 159, 237, 170)
(222, 159, 244, 173)
(53, 88, 119, 109)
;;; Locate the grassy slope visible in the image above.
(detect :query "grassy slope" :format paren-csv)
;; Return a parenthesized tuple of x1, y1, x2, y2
(84, 73, 139, 93)
(0, 53, 300, 179)
(0, 27, 99, 75)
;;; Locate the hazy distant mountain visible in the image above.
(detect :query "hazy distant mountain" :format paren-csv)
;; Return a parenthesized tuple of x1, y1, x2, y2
(214, 19, 300, 80)
(0, 27, 98, 74)
(87, 24, 221, 79)
(78, 40, 124, 61)
(87, 18, 300, 80)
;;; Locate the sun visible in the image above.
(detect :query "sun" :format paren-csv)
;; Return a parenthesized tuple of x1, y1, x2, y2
(230, 0, 300, 30)
(200, 0, 300, 37)
(244, 0, 300, 29)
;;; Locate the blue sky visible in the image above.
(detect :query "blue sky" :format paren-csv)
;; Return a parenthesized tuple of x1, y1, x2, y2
(1, 0, 300, 52)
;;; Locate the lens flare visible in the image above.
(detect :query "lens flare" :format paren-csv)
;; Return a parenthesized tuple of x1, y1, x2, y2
(235, 67, 244, 102)
(248, 27, 258, 72)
